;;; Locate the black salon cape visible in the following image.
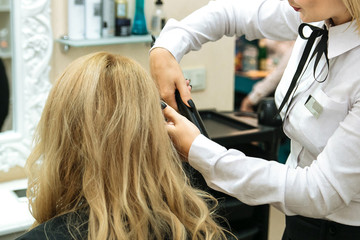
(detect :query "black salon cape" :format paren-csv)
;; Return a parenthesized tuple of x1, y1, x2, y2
(16, 212, 88, 240)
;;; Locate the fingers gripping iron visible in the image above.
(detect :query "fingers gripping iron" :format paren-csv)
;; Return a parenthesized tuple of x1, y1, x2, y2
(175, 90, 209, 138)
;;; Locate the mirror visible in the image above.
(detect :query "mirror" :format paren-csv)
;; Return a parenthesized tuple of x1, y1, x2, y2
(0, 0, 52, 171)
(0, 0, 12, 132)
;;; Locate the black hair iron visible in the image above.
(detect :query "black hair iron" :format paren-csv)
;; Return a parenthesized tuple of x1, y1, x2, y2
(175, 90, 209, 138)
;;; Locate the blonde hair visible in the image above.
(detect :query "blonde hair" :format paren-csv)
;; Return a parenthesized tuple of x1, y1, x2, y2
(26, 52, 228, 239)
(343, 0, 360, 32)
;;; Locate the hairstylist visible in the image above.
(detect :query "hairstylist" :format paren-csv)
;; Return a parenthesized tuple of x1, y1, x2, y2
(149, 0, 360, 239)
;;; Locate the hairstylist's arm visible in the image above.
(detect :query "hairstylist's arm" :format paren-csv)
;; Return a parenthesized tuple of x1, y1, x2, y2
(162, 103, 200, 159)
(150, 48, 191, 110)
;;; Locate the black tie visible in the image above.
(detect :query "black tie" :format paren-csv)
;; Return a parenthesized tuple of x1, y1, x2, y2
(278, 23, 329, 115)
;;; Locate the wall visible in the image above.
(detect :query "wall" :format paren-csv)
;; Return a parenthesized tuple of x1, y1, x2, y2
(0, 0, 235, 184)
(51, 0, 235, 111)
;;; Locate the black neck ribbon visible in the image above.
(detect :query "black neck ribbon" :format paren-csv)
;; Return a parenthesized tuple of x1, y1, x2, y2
(277, 23, 329, 115)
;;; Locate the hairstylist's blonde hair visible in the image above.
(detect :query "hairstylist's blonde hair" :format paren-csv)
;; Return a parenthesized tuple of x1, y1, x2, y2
(26, 52, 227, 240)
(343, 0, 360, 32)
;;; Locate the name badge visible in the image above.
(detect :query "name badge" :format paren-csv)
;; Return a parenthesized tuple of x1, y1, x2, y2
(305, 95, 323, 118)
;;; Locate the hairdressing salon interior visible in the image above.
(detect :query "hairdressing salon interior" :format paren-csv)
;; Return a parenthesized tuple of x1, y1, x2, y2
(0, 0, 290, 239)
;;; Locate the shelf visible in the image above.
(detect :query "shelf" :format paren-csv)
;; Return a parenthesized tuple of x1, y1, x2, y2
(56, 35, 154, 53)
(235, 70, 269, 80)
(0, 51, 11, 59)
(0, 6, 10, 12)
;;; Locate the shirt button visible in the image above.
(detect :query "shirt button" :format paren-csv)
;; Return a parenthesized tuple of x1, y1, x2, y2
(329, 225, 337, 236)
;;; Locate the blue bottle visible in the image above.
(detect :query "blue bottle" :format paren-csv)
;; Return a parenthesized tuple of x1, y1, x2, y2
(132, 0, 148, 35)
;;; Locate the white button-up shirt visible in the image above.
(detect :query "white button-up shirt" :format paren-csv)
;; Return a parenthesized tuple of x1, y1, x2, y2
(152, 0, 360, 226)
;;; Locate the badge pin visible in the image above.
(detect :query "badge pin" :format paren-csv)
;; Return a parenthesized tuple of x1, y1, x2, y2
(305, 95, 323, 118)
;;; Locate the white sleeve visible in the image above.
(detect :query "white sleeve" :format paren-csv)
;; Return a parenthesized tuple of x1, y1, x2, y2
(188, 134, 289, 207)
(188, 122, 360, 221)
(152, 0, 300, 62)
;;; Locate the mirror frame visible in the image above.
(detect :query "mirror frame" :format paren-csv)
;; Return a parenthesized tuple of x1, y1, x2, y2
(0, 0, 52, 171)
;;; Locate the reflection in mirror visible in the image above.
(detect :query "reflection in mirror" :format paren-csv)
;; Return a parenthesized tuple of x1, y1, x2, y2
(0, 0, 12, 132)
(0, 0, 52, 172)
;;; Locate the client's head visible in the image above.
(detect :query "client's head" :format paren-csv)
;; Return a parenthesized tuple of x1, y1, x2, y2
(26, 52, 227, 239)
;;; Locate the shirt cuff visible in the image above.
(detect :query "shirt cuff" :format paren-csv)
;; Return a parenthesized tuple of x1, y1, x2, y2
(188, 134, 227, 176)
(150, 19, 190, 62)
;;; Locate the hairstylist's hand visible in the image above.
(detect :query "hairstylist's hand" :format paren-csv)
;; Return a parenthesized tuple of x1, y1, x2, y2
(162, 103, 200, 160)
(150, 48, 191, 111)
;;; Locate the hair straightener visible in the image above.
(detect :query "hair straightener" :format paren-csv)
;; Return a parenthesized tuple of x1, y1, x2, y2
(175, 90, 209, 138)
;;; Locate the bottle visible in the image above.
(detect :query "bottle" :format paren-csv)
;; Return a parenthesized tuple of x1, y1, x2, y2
(150, 0, 166, 36)
(242, 43, 258, 72)
(85, 0, 102, 39)
(115, 0, 128, 19)
(0, 28, 9, 54)
(102, 0, 116, 37)
(115, 18, 131, 36)
(115, 0, 131, 36)
(68, 0, 85, 40)
(258, 39, 268, 71)
(132, 0, 148, 35)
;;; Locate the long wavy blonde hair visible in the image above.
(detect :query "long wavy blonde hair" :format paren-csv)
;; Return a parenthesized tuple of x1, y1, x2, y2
(26, 52, 228, 239)
(343, 0, 360, 32)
